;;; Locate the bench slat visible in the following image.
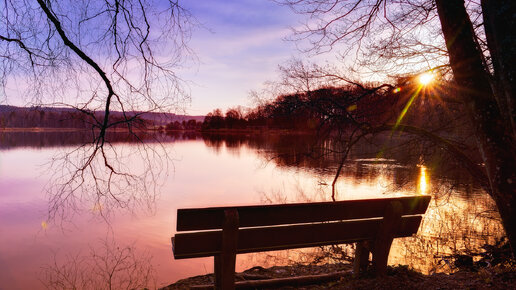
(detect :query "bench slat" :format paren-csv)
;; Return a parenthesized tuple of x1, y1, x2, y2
(173, 215, 422, 259)
(177, 195, 430, 231)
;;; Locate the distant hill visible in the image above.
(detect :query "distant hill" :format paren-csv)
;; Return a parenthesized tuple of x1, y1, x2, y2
(0, 105, 204, 128)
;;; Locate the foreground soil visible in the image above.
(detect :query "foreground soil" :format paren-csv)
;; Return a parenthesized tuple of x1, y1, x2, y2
(163, 263, 516, 289)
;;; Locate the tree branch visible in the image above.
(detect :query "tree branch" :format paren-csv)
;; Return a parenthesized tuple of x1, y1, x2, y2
(37, 0, 114, 143)
(0, 34, 35, 65)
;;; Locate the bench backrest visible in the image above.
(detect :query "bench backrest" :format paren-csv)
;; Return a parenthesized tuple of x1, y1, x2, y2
(173, 195, 431, 259)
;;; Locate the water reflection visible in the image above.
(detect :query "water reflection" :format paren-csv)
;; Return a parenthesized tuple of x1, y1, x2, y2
(0, 131, 506, 288)
(200, 132, 504, 275)
(0, 130, 202, 149)
(418, 165, 429, 194)
(398, 190, 503, 274)
(41, 238, 156, 289)
(236, 172, 503, 275)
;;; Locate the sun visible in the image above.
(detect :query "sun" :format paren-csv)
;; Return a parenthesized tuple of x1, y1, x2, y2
(418, 72, 434, 85)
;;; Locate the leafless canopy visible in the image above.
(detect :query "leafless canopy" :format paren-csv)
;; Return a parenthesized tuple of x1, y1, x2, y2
(269, 1, 500, 200)
(1, 0, 193, 122)
(1, 0, 194, 221)
(274, 0, 516, 256)
(279, 0, 487, 76)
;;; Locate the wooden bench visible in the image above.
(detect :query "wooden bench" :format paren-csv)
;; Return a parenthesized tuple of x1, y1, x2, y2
(172, 195, 431, 289)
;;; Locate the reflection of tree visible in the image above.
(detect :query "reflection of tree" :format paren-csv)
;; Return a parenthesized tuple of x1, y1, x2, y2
(201, 133, 483, 196)
(398, 192, 504, 274)
(0, 130, 203, 149)
(46, 140, 170, 221)
(0, 130, 205, 221)
(41, 238, 155, 289)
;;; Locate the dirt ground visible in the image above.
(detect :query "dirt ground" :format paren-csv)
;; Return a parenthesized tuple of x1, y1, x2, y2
(163, 263, 516, 289)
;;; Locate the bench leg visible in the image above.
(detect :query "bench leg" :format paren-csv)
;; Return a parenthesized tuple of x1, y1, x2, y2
(353, 241, 370, 276)
(372, 201, 402, 276)
(214, 209, 239, 290)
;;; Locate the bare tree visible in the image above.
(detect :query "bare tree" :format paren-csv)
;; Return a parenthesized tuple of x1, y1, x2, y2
(277, 0, 516, 256)
(1, 1, 194, 221)
(2, 0, 192, 122)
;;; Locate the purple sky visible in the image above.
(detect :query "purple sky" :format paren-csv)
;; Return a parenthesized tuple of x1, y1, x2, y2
(2, 1, 443, 116)
(180, 0, 333, 115)
(2, 0, 341, 116)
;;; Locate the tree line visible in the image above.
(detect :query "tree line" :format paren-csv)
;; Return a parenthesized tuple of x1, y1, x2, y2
(0, 105, 204, 131)
(161, 119, 203, 131)
(203, 77, 462, 135)
(0, 106, 151, 129)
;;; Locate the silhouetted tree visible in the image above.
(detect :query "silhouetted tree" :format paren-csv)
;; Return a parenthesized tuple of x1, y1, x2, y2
(166, 121, 183, 131)
(279, 0, 516, 255)
(225, 108, 244, 129)
(184, 119, 201, 130)
(202, 109, 225, 129)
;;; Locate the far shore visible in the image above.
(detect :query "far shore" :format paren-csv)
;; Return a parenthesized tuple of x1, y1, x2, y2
(0, 127, 90, 132)
(0, 127, 157, 133)
(0, 127, 320, 135)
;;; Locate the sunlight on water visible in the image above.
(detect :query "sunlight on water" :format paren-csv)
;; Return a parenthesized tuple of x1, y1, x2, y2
(0, 133, 506, 287)
(418, 165, 429, 194)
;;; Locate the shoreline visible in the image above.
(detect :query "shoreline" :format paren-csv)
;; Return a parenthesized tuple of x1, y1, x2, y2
(162, 263, 516, 289)
(0, 127, 91, 132)
(0, 127, 318, 134)
(0, 127, 159, 132)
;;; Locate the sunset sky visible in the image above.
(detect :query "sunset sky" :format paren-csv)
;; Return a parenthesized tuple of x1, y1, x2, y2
(180, 0, 336, 115)
(1, 0, 343, 115)
(1, 0, 444, 116)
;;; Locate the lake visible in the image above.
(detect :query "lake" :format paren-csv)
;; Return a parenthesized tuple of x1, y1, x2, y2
(0, 131, 505, 289)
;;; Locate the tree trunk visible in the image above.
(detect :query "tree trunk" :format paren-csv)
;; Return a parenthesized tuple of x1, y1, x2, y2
(481, 0, 516, 137)
(435, 0, 516, 257)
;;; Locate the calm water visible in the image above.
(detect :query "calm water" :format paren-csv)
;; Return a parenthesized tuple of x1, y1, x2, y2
(0, 131, 504, 289)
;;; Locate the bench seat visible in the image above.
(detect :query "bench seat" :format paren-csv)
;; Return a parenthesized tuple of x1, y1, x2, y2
(172, 195, 431, 289)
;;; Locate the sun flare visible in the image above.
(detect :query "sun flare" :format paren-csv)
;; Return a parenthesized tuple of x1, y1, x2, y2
(418, 72, 434, 86)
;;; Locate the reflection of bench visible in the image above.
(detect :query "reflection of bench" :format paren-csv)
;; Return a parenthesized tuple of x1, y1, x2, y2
(172, 195, 431, 289)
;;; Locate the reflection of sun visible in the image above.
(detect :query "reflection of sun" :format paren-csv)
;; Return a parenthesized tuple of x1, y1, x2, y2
(418, 166, 429, 194)
(418, 72, 434, 86)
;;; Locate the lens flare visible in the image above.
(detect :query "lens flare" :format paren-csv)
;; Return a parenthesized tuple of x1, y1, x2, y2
(419, 72, 434, 86)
